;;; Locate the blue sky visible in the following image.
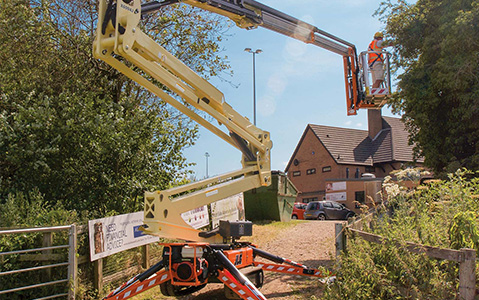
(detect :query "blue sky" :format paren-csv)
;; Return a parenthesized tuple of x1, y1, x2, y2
(183, 0, 397, 179)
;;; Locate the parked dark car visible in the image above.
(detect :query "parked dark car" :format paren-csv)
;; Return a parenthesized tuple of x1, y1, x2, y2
(291, 202, 307, 220)
(304, 201, 355, 220)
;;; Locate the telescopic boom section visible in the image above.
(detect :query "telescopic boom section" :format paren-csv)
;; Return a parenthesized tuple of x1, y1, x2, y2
(142, 0, 364, 115)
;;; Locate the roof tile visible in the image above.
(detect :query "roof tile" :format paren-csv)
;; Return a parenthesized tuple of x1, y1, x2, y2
(309, 124, 373, 165)
(307, 117, 423, 165)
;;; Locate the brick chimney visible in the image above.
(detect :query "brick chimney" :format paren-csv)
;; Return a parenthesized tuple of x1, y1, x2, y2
(368, 109, 383, 139)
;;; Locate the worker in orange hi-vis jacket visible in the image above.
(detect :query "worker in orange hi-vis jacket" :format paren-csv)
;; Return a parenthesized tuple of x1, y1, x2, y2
(368, 32, 391, 88)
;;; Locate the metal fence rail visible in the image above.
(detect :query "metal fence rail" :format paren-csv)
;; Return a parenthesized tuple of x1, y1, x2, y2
(0, 225, 77, 300)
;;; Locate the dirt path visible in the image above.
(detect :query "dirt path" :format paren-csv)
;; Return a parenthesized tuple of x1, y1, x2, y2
(179, 221, 339, 300)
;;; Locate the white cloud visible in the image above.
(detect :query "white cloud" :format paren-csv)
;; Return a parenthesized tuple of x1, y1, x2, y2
(256, 9, 345, 119)
(258, 95, 277, 117)
(284, 39, 308, 59)
(267, 74, 287, 95)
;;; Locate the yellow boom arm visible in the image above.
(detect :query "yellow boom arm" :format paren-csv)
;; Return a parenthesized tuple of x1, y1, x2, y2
(94, 0, 272, 243)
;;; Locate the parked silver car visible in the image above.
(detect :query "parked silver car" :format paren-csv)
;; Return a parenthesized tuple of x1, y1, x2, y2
(304, 201, 355, 220)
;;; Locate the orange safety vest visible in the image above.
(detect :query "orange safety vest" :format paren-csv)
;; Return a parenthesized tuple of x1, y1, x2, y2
(368, 39, 384, 67)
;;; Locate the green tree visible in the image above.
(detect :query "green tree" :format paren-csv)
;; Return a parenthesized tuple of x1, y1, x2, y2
(0, 0, 231, 218)
(377, 0, 479, 176)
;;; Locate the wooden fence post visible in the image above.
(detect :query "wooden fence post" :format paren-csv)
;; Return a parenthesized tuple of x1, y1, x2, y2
(142, 245, 150, 269)
(459, 248, 476, 300)
(94, 258, 104, 293)
(335, 222, 346, 259)
(43, 232, 53, 279)
(68, 224, 78, 300)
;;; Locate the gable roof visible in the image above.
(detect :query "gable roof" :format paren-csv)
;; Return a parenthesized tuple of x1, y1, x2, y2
(285, 117, 423, 172)
(309, 124, 373, 165)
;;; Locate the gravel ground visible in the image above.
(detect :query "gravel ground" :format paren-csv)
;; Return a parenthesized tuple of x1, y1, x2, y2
(179, 220, 340, 300)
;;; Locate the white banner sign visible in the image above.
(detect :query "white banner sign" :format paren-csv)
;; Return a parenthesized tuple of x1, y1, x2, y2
(211, 193, 245, 228)
(181, 205, 209, 229)
(326, 181, 347, 192)
(325, 192, 347, 202)
(88, 212, 159, 261)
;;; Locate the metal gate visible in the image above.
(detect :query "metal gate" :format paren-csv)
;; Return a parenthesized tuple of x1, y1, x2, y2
(0, 225, 77, 299)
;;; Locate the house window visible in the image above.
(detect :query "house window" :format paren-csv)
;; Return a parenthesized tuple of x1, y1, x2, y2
(355, 191, 365, 208)
(346, 168, 349, 178)
(322, 166, 331, 172)
(307, 168, 316, 175)
(293, 171, 301, 177)
(355, 168, 360, 178)
(365, 166, 375, 173)
(355, 191, 365, 203)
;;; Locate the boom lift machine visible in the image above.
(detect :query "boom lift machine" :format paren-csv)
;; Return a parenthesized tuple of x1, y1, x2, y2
(93, 0, 391, 299)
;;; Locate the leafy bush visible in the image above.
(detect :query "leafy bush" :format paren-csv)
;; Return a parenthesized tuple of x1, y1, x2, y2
(324, 169, 479, 300)
(0, 190, 81, 228)
(0, 190, 84, 299)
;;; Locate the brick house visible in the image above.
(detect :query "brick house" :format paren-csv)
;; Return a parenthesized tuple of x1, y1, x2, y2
(285, 110, 424, 208)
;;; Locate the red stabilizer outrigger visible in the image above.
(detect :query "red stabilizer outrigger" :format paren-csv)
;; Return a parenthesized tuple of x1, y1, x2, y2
(103, 260, 170, 300)
(104, 242, 333, 300)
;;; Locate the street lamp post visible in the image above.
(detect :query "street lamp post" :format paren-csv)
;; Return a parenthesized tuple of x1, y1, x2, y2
(244, 48, 262, 126)
(205, 152, 210, 178)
